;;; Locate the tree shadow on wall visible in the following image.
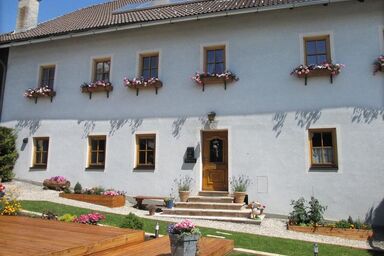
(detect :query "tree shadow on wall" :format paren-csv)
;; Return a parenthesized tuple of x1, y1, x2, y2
(295, 110, 321, 129)
(272, 112, 287, 138)
(109, 118, 143, 135)
(77, 120, 95, 138)
(352, 107, 384, 124)
(366, 198, 384, 254)
(172, 117, 186, 139)
(15, 120, 41, 136)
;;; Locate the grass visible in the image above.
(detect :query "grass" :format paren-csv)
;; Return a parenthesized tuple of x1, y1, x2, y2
(20, 200, 383, 256)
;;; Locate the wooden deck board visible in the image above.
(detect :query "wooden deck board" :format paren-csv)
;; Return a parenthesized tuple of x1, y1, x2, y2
(90, 236, 234, 256)
(0, 216, 145, 256)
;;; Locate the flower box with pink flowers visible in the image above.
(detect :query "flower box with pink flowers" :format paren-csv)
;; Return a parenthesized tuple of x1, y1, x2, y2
(373, 55, 384, 74)
(123, 77, 163, 96)
(43, 176, 70, 191)
(291, 63, 345, 85)
(60, 188, 126, 208)
(192, 71, 238, 91)
(81, 81, 113, 99)
(24, 86, 56, 103)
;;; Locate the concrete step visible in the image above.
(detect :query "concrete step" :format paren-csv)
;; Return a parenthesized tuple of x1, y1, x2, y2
(188, 196, 233, 203)
(158, 214, 265, 225)
(198, 191, 229, 197)
(162, 208, 251, 218)
(175, 202, 243, 210)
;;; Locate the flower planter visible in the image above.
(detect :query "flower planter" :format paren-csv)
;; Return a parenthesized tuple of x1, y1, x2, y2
(169, 233, 200, 256)
(81, 84, 113, 99)
(165, 199, 174, 209)
(126, 80, 163, 96)
(233, 192, 246, 204)
(287, 224, 373, 241)
(179, 191, 190, 202)
(43, 180, 70, 191)
(25, 91, 56, 104)
(296, 69, 338, 85)
(199, 76, 235, 91)
(59, 193, 125, 208)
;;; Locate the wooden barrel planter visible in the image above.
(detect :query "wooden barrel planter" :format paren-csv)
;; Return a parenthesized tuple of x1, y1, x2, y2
(43, 180, 70, 191)
(287, 224, 373, 241)
(59, 193, 125, 208)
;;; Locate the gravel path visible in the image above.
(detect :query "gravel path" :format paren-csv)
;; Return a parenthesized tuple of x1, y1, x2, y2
(5, 180, 383, 251)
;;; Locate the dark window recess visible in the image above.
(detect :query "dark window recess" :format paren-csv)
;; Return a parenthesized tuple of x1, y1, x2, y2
(94, 60, 110, 82)
(209, 138, 223, 163)
(305, 38, 329, 65)
(206, 48, 225, 74)
(141, 55, 158, 80)
(41, 67, 55, 88)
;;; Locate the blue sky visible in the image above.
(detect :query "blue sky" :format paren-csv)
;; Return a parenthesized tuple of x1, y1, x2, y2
(0, 0, 110, 33)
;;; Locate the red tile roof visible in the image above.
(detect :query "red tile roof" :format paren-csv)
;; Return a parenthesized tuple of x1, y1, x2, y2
(0, 0, 332, 45)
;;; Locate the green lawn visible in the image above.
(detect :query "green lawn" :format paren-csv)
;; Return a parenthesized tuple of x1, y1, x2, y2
(20, 200, 383, 256)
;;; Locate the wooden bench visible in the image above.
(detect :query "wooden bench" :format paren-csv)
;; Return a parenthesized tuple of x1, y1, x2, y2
(134, 196, 165, 209)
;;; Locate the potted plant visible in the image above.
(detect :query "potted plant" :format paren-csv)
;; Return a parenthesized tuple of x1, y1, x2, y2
(191, 71, 238, 91)
(164, 197, 174, 209)
(168, 219, 201, 256)
(24, 85, 56, 103)
(43, 176, 70, 191)
(81, 80, 113, 99)
(230, 175, 251, 204)
(291, 63, 345, 85)
(123, 76, 163, 95)
(174, 176, 193, 202)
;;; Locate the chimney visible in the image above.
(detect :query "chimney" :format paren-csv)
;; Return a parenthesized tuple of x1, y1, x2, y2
(15, 0, 41, 32)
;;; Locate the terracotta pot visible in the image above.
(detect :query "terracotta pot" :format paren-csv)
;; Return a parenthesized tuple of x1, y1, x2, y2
(179, 191, 190, 202)
(233, 192, 247, 204)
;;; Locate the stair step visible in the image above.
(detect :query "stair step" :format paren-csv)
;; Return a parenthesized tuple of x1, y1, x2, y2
(188, 196, 233, 203)
(158, 214, 265, 225)
(198, 191, 229, 197)
(175, 202, 243, 210)
(162, 208, 250, 218)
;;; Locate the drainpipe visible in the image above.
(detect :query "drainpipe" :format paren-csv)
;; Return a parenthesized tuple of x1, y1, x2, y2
(0, 59, 6, 122)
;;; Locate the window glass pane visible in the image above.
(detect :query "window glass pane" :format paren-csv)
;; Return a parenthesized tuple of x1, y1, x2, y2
(42, 152, 48, 164)
(147, 139, 155, 150)
(312, 148, 322, 164)
(215, 49, 224, 63)
(215, 63, 225, 74)
(98, 152, 105, 164)
(316, 40, 326, 54)
(96, 73, 103, 81)
(96, 62, 103, 73)
(312, 133, 322, 147)
(306, 56, 317, 65)
(209, 139, 223, 163)
(317, 55, 327, 64)
(91, 152, 97, 164)
(43, 140, 49, 151)
(49, 68, 55, 78)
(139, 151, 146, 164)
(322, 148, 334, 163)
(98, 139, 106, 150)
(322, 132, 333, 147)
(143, 57, 150, 69)
(151, 69, 158, 78)
(151, 56, 158, 68)
(207, 64, 215, 74)
(306, 41, 316, 55)
(103, 73, 109, 82)
(207, 50, 215, 63)
(35, 152, 42, 164)
(139, 139, 147, 150)
(147, 151, 154, 165)
(91, 140, 98, 150)
(142, 70, 150, 80)
(104, 62, 110, 72)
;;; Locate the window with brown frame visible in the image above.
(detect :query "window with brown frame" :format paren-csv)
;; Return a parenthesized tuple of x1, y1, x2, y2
(33, 137, 49, 168)
(40, 66, 55, 89)
(136, 134, 156, 169)
(94, 59, 111, 82)
(88, 136, 106, 169)
(204, 46, 225, 74)
(140, 54, 159, 80)
(309, 128, 338, 169)
(304, 36, 331, 65)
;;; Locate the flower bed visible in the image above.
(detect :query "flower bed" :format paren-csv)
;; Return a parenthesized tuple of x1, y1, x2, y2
(60, 193, 125, 207)
(287, 224, 373, 241)
(43, 176, 70, 191)
(0, 183, 5, 198)
(81, 81, 113, 98)
(123, 77, 163, 95)
(373, 55, 384, 74)
(291, 63, 345, 85)
(192, 71, 238, 91)
(24, 86, 56, 103)
(73, 212, 105, 225)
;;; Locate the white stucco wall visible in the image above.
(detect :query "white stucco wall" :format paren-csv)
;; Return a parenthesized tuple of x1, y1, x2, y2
(1, 0, 384, 225)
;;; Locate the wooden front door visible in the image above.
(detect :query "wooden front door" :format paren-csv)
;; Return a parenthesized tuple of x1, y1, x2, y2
(202, 130, 228, 191)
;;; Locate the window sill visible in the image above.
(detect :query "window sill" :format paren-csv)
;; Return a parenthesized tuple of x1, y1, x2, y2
(30, 166, 47, 171)
(86, 166, 105, 171)
(134, 166, 155, 171)
(309, 165, 338, 171)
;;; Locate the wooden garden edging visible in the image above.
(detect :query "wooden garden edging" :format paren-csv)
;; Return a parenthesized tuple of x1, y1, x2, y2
(287, 224, 373, 241)
(59, 193, 125, 208)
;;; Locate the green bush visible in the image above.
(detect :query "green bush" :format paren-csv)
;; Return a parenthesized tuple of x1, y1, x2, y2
(74, 182, 82, 194)
(289, 197, 308, 225)
(0, 127, 18, 181)
(308, 196, 327, 226)
(58, 213, 77, 222)
(120, 213, 144, 230)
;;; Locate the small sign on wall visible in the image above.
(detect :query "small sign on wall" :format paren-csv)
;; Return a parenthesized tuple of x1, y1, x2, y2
(184, 147, 197, 163)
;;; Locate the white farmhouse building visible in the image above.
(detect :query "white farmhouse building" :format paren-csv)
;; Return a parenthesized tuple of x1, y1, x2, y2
(0, 0, 383, 225)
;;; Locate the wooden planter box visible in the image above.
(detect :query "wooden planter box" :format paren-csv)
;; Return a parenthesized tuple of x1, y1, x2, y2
(199, 76, 235, 91)
(43, 180, 70, 191)
(59, 193, 125, 208)
(296, 69, 338, 85)
(287, 224, 373, 241)
(81, 85, 113, 99)
(27, 91, 56, 103)
(127, 80, 163, 96)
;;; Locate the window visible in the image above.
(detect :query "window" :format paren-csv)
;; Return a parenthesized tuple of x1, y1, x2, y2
(33, 137, 49, 168)
(88, 136, 106, 168)
(40, 66, 55, 88)
(309, 129, 338, 168)
(141, 54, 158, 80)
(94, 59, 111, 82)
(304, 36, 331, 65)
(204, 46, 225, 74)
(136, 134, 156, 169)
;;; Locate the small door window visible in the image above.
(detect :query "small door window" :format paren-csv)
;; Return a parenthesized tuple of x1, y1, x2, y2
(209, 138, 223, 163)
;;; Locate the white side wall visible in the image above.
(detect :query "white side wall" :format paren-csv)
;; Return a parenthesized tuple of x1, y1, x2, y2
(1, 0, 384, 225)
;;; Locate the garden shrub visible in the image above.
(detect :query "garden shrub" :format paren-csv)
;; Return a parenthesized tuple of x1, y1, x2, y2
(308, 196, 327, 226)
(334, 216, 371, 230)
(289, 197, 308, 225)
(0, 127, 18, 182)
(120, 213, 144, 230)
(58, 213, 77, 222)
(0, 189, 21, 216)
(74, 182, 82, 194)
